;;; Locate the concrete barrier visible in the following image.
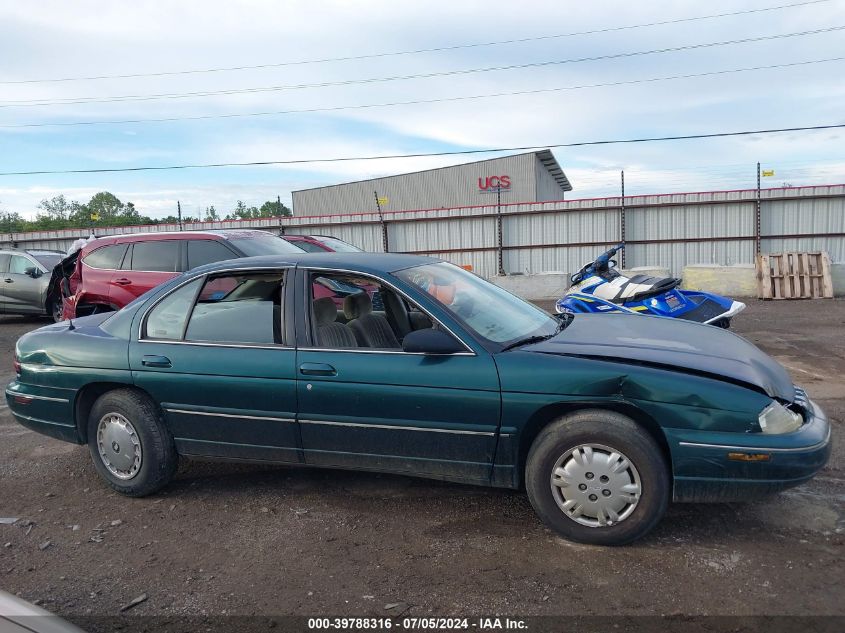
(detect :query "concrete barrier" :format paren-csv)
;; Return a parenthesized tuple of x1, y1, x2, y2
(833, 263, 845, 296)
(490, 272, 568, 301)
(621, 266, 671, 280)
(492, 262, 843, 301)
(681, 264, 758, 297)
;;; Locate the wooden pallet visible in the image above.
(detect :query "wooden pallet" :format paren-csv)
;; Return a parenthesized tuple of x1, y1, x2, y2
(757, 251, 833, 300)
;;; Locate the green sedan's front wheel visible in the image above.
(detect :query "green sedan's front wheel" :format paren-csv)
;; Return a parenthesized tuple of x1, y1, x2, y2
(526, 410, 669, 546)
(87, 389, 177, 497)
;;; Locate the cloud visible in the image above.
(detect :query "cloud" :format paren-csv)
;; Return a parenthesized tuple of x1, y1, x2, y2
(0, 0, 843, 217)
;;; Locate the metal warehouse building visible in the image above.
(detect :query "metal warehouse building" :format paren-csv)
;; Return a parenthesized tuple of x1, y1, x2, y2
(291, 150, 573, 216)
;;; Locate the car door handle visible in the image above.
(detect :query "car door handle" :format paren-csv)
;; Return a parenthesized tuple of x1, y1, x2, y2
(114, 278, 132, 286)
(299, 363, 337, 376)
(4, 278, 12, 283)
(142, 355, 172, 368)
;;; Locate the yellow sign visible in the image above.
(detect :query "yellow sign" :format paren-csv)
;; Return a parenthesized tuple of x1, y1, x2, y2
(761, 170, 775, 177)
(377, 197, 388, 206)
(90, 213, 100, 221)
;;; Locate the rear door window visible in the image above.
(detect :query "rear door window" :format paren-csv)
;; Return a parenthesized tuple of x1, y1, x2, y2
(187, 240, 237, 270)
(185, 272, 286, 345)
(82, 244, 128, 270)
(0, 254, 9, 273)
(130, 241, 180, 272)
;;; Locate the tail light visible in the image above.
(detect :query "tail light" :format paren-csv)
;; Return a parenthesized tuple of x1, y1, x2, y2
(13, 352, 21, 376)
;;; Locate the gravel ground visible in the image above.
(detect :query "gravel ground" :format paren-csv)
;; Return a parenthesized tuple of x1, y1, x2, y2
(0, 300, 843, 629)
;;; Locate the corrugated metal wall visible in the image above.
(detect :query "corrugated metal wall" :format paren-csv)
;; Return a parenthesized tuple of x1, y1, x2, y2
(4, 184, 843, 278)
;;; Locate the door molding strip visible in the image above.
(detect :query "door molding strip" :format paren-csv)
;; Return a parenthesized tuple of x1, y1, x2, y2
(165, 408, 295, 423)
(299, 418, 494, 436)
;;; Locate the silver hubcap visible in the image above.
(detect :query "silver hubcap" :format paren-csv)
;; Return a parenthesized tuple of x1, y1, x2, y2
(96, 413, 142, 480)
(550, 443, 641, 528)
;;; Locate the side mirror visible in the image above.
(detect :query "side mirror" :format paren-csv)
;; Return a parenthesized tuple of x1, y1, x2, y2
(401, 328, 465, 355)
(24, 267, 42, 278)
(60, 277, 72, 297)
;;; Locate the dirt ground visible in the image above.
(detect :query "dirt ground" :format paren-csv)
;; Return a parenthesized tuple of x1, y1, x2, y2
(0, 300, 843, 629)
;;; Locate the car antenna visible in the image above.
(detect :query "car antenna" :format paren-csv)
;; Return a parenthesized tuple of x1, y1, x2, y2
(67, 317, 75, 331)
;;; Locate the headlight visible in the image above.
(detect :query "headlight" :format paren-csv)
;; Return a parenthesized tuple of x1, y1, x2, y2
(758, 401, 803, 434)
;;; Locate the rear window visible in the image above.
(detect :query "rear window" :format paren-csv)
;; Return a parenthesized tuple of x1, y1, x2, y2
(30, 253, 62, 269)
(187, 240, 237, 270)
(316, 237, 362, 252)
(228, 234, 303, 256)
(288, 240, 326, 253)
(83, 244, 128, 270)
(130, 241, 180, 272)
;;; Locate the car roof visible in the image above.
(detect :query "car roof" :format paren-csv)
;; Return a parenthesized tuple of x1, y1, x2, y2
(80, 229, 277, 252)
(188, 251, 438, 276)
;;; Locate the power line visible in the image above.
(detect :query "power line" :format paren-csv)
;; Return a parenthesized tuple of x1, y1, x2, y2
(0, 0, 831, 85)
(1, 124, 843, 177)
(3, 56, 843, 129)
(4, 25, 841, 108)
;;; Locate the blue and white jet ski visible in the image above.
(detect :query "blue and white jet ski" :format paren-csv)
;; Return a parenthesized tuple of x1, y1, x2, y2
(555, 244, 746, 328)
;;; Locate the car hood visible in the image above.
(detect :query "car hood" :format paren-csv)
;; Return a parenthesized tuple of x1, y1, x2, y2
(524, 314, 794, 400)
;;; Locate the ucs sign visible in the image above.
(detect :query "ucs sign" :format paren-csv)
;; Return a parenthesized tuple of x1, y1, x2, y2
(478, 175, 511, 192)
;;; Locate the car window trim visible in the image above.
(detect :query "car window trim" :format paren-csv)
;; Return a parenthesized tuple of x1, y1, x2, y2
(299, 266, 475, 356)
(138, 266, 293, 349)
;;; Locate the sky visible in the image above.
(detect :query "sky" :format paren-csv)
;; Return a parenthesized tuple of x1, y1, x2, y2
(0, 0, 843, 220)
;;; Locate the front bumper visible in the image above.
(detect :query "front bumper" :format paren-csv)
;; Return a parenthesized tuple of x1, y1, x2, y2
(666, 399, 831, 502)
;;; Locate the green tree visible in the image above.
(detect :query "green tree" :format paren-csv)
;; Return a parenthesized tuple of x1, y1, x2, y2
(87, 191, 125, 221)
(0, 211, 26, 233)
(37, 195, 71, 221)
(204, 205, 219, 221)
(259, 198, 291, 217)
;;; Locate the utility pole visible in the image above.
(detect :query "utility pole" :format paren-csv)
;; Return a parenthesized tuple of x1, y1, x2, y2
(177, 201, 183, 231)
(496, 185, 505, 276)
(277, 195, 285, 235)
(755, 162, 762, 255)
(620, 170, 626, 269)
(374, 191, 389, 253)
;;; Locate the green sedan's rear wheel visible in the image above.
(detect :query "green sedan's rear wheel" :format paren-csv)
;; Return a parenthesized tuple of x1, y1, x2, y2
(87, 389, 177, 497)
(525, 410, 669, 546)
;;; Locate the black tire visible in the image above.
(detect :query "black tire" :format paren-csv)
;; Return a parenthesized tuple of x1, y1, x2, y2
(87, 388, 177, 497)
(49, 298, 63, 323)
(525, 410, 669, 546)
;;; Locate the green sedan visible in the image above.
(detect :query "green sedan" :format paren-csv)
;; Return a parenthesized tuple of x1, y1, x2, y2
(6, 253, 831, 545)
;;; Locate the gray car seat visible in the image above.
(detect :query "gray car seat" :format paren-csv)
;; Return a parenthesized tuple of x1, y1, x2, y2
(313, 297, 358, 348)
(344, 292, 400, 348)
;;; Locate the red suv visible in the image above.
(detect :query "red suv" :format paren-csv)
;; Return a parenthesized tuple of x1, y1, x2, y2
(62, 230, 303, 319)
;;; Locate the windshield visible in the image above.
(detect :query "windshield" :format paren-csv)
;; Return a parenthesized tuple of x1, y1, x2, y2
(31, 253, 62, 270)
(394, 262, 558, 346)
(228, 233, 304, 256)
(317, 236, 363, 252)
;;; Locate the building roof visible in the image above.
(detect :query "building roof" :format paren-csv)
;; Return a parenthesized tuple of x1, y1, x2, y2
(291, 150, 572, 194)
(534, 149, 572, 192)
